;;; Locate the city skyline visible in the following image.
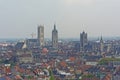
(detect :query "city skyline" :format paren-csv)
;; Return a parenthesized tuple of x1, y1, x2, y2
(0, 0, 120, 38)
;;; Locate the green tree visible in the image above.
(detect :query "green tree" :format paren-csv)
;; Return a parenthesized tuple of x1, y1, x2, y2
(49, 69, 55, 80)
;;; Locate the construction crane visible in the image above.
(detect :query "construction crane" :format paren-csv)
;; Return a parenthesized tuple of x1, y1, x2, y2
(31, 33, 36, 38)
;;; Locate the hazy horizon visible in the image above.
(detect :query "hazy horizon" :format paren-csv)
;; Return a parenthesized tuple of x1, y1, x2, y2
(0, 0, 120, 39)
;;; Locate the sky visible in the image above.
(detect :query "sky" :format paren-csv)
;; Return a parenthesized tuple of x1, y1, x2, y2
(0, 0, 120, 39)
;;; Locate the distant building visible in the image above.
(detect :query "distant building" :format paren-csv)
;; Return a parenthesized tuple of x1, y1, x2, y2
(100, 36, 104, 53)
(26, 39, 40, 49)
(15, 42, 27, 50)
(17, 50, 33, 63)
(38, 25, 44, 47)
(52, 24, 58, 48)
(80, 31, 88, 51)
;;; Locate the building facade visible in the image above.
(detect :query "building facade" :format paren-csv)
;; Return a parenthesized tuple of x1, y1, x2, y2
(52, 24, 58, 48)
(80, 31, 88, 51)
(38, 25, 44, 47)
(100, 36, 104, 53)
(26, 39, 40, 49)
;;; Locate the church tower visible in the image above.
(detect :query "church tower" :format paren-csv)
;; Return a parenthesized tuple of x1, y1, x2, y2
(100, 36, 104, 53)
(52, 24, 58, 48)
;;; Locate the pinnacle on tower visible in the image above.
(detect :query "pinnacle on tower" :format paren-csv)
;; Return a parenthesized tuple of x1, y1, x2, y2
(100, 36, 103, 43)
(54, 24, 56, 30)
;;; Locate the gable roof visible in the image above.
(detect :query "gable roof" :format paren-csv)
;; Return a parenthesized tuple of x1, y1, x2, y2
(15, 42, 25, 50)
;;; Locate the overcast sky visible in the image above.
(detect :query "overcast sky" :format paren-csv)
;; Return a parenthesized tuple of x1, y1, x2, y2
(0, 0, 120, 39)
